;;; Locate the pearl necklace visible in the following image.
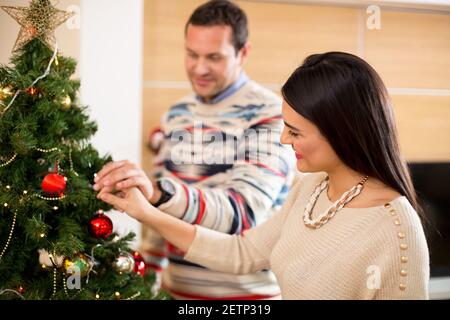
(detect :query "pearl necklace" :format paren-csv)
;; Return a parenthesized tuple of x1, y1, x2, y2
(303, 176, 369, 229)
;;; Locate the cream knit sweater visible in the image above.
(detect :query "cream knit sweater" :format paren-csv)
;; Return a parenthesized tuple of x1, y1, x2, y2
(185, 172, 430, 299)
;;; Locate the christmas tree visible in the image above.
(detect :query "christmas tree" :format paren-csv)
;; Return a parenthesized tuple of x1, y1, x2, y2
(0, 0, 157, 300)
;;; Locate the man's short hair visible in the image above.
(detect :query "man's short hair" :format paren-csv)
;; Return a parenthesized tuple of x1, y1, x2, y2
(185, 0, 249, 53)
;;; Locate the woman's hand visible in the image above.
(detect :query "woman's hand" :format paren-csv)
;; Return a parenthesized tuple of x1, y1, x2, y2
(93, 160, 155, 202)
(98, 186, 196, 254)
(97, 187, 152, 222)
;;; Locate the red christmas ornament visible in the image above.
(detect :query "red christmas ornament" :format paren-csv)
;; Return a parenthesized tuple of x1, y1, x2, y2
(147, 127, 164, 154)
(26, 87, 38, 96)
(88, 211, 113, 239)
(41, 173, 67, 196)
(18, 286, 25, 294)
(132, 251, 146, 276)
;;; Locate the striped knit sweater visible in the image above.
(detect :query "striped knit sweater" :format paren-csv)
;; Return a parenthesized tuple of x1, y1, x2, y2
(141, 76, 295, 299)
(185, 172, 430, 299)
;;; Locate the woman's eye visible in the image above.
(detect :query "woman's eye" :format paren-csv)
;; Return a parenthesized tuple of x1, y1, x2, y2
(288, 130, 299, 137)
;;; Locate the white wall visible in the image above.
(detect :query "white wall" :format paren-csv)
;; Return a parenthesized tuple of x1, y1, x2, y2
(80, 0, 143, 249)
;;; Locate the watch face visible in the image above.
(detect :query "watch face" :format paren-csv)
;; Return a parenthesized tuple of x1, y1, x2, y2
(160, 179, 176, 195)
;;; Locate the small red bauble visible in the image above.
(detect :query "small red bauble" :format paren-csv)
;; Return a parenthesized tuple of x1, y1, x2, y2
(26, 87, 38, 96)
(41, 173, 67, 196)
(88, 211, 113, 239)
(18, 286, 25, 294)
(147, 128, 164, 154)
(132, 251, 146, 276)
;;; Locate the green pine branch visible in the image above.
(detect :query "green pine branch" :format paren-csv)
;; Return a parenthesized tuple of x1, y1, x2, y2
(0, 39, 156, 300)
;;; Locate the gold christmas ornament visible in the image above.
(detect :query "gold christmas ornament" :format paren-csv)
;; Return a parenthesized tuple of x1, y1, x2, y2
(0, 85, 14, 100)
(61, 95, 71, 109)
(1, 0, 74, 52)
(63, 253, 92, 277)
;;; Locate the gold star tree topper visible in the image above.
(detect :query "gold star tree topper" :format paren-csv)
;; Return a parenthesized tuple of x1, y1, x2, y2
(1, 0, 74, 52)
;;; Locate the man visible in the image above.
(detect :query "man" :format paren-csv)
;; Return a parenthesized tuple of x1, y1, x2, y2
(94, 0, 293, 300)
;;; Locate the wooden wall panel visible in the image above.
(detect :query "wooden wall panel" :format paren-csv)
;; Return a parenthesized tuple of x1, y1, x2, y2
(143, 0, 204, 81)
(240, 1, 359, 83)
(365, 11, 450, 89)
(392, 95, 450, 161)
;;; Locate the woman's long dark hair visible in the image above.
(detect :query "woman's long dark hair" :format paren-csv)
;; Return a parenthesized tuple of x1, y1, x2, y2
(281, 52, 422, 218)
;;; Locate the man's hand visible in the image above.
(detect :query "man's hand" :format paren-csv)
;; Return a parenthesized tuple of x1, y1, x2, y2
(93, 160, 160, 202)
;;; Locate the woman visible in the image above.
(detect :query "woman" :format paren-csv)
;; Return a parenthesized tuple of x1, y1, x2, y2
(97, 52, 429, 299)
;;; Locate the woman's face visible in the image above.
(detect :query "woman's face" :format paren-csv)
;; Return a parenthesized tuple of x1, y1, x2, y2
(280, 100, 342, 173)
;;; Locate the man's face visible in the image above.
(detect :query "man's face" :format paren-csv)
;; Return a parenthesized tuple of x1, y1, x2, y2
(185, 24, 247, 102)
